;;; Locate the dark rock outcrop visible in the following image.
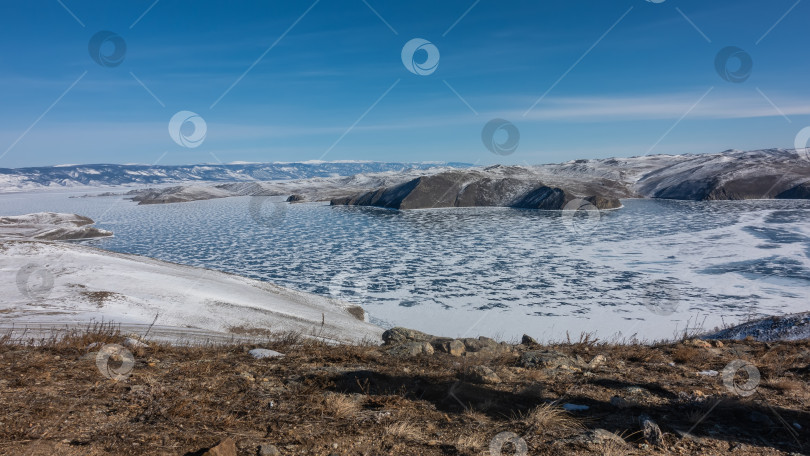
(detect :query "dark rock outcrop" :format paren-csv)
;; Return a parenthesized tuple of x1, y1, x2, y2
(286, 194, 305, 203)
(776, 181, 810, 199)
(635, 149, 810, 201)
(331, 171, 621, 211)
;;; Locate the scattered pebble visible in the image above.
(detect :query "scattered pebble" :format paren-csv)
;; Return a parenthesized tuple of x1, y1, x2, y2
(697, 370, 719, 376)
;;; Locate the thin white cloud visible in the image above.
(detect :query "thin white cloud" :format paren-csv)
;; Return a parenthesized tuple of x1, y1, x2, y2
(513, 91, 810, 122)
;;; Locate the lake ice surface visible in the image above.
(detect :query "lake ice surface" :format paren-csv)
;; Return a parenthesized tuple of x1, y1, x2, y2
(2, 188, 809, 342)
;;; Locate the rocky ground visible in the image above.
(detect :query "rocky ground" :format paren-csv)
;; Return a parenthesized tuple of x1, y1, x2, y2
(1, 325, 808, 455)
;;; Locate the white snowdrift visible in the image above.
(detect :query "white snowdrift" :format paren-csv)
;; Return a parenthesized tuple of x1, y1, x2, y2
(0, 240, 383, 344)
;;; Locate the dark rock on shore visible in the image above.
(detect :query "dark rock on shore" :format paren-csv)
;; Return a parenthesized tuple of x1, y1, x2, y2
(381, 327, 514, 357)
(331, 171, 621, 211)
(286, 194, 305, 203)
(776, 182, 810, 199)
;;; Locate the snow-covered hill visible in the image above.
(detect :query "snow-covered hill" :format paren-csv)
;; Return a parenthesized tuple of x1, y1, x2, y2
(0, 212, 112, 240)
(0, 240, 382, 344)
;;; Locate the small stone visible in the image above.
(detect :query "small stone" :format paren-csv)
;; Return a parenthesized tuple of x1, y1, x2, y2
(640, 415, 664, 446)
(249, 349, 284, 359)
(201, 438, 236, 456)
(468, 366, 501, 384)
(521, 334, 539, 346)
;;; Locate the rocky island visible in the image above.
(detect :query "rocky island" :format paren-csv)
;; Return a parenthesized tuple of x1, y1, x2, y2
(329, 170, 622, 210)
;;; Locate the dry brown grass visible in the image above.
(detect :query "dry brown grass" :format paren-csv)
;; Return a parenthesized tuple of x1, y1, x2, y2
(321, 392, 361, 419)
(345, 305, 365, 321)
(454, 432, 485, 453)
(383, 422, 424, 442)
(767, 377, 805, 393)
(518, 403, 582, 433)
(0, 326, 807, 455)
(670, 345, 708, 364)
(79, 290, 122, 307)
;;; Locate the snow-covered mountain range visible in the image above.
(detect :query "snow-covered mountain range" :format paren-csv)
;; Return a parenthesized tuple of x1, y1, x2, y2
(0, 161, 470, 193)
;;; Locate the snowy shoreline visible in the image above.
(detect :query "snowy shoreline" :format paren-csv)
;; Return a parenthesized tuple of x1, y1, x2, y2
(0, 214, 383, 344)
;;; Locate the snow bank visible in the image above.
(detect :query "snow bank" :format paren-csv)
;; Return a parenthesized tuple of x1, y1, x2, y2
(0, 241, 383, 344)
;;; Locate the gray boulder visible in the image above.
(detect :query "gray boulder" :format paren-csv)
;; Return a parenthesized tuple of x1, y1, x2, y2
(381, 327, 435, 345)
(386, 341, 434, 357)
(468, 366, 501, 384)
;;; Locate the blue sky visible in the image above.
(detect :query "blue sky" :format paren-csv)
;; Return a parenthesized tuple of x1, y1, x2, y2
(0, 0, 808, 167)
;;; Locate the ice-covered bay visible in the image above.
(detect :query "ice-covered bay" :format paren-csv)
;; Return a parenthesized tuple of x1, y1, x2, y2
(2, 188, 808, 342)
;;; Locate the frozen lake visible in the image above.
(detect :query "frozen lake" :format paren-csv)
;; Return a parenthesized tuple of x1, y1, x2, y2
(2, 188, 809, 342)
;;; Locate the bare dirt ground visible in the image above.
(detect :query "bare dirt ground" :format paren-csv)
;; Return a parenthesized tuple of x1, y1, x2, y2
(0, 324, 808, 455)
